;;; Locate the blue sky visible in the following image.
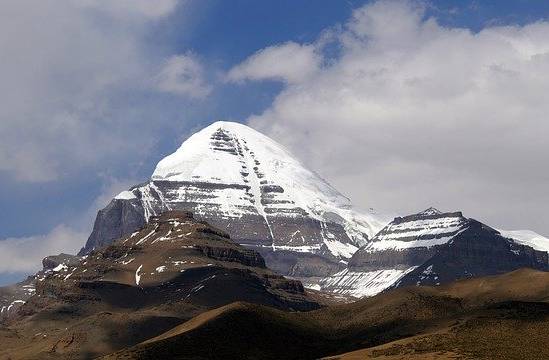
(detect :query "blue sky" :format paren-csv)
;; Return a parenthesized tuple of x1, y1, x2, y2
(1, 0, 549, 285)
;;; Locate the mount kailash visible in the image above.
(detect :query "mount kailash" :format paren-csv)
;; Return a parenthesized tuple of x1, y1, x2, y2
(79, 121, 391, 283)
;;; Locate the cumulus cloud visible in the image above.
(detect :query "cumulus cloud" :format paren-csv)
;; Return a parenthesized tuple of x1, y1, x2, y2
(0, 0, 202, 182)
(76, 0, 180, 19)
(227, 42, 321, 83)
(155, 53, 212, 99)
(0, 175, 141, 277)
(0, 226, 87, 273)
(234, 0, 549, 234)
(0, 0, 217, 279)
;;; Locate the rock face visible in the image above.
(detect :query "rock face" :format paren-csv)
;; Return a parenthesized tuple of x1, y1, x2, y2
(82, 197, 146, 252)
(79, 121, 389, 281)
(320, 208, 549, 297)
(1, 254, 83, 322)
(0, 277, 35, 322)
(42, 253, 81, 270)
(42, 210, 317, 311)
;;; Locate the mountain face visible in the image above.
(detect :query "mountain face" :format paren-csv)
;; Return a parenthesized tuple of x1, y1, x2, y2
(49, 210, 317, 311)
(320, 208, 549, 297)
(0, 211, 319, 358)
(79, 121, 389, 280)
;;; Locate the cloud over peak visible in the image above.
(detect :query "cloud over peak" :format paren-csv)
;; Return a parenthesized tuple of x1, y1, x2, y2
(231, 0, 549, 234)
(227, 41, 321, 84)
(155, 53, 212, 99)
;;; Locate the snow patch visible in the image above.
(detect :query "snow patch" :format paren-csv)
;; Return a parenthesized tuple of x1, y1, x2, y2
(323, 239, 358, 259)
(52, 264, 68, 272)
(305, 284, 321, 291)
(121, 258, 134, 265)
(135, 265, 143, 286)
(366, 233, 463, 252)
(115, 190, 137, 200)
(499, 229, 549, 252)
(320, 267, 417, 298)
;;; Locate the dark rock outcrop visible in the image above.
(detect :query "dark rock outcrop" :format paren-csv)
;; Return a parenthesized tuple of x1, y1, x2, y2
(79, 196, 146, 255)
(42, 253, 81, 270)
(394, 220, 549, 288)
(32, 211, 318, 313)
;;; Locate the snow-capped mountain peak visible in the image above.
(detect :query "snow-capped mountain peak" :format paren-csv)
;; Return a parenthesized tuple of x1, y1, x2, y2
(153, 121, 307, 186)
(151, 121, 354, 226)
(82, 121, 390, 282)
(366, 209, 467, 252)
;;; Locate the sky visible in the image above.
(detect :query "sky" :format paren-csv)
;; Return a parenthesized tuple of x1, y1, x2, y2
(1, 0, 549, 285)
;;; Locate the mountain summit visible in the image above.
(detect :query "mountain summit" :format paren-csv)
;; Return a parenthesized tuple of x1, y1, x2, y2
(80, 121, 389, 281)
(320, 208, 549, 297)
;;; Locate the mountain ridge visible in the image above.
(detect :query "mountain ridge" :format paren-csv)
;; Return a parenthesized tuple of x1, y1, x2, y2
(320, 208, 549, 297)
(0, 210, 320, 358)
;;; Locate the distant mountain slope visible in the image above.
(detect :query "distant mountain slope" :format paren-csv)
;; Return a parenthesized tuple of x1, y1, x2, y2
(320, 208, 548, 297)
(105, 268, 549, 360)
(79, 121, 390, 281)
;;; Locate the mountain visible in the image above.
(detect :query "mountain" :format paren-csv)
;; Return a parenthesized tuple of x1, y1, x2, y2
(79, 121, 389, 281)
(0, 210, 319, 358)
(103, 268, 549, 360)
(319, 208, 549, 297)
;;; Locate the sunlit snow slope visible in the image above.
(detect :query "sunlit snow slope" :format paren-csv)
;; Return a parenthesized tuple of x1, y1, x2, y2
(498, 229, 549, 252)
(81, 121, 390, 279)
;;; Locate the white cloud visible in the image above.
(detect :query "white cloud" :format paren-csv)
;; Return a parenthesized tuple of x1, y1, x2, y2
(227, 41, 321, 84)
(0, 0, 206, 278)
(0, 226, 87, 273)
(75, 0, 180, 19)
(0, 176, 140, 276)
(155, 53, 212, 99)
(0, 0, 184, 182)
(235, 0, 549, 234)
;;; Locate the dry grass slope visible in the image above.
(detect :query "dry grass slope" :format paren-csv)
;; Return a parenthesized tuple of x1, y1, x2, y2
(106, 268, 549, 360)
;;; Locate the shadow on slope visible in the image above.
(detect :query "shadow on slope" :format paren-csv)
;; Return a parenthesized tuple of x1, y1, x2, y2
(107, 268, 549, 360)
